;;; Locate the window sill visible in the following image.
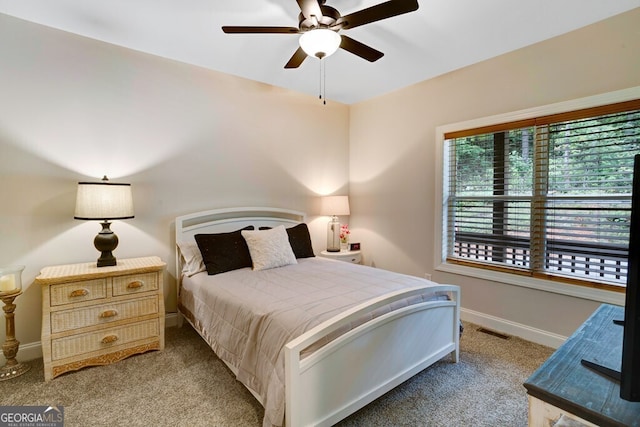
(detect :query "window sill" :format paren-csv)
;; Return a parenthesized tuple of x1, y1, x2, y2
(435, 262, 625, 305)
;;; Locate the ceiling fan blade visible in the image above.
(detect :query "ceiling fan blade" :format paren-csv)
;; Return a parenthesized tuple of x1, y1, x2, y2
(338, 0, 419, 30)
(297, 0, 323, 20)
(222, 26, 300, 34)
(285, 47, 308, 69)
(339, 35, 384, 62)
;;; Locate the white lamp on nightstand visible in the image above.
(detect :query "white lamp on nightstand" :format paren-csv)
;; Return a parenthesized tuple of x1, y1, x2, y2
(320, 195, 350, 253)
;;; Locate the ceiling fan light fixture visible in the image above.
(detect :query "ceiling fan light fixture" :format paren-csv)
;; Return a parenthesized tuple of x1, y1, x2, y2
(299, 29, 341, 59)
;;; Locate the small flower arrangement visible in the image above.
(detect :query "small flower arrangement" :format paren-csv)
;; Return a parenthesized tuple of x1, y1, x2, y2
(340, 224, 350, 244)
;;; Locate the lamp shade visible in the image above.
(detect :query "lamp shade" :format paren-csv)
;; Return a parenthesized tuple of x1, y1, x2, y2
(299, 29, 341, 59)
(74, 177, 134, 267)
(74, 179, 134, 220)
(320, 195, 350, 216)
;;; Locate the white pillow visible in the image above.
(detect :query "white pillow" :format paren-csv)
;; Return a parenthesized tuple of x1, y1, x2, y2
(177, 241, 206, 277)
(241, 225, 297, 271)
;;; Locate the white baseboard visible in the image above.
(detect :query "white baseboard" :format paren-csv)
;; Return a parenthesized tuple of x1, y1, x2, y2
(165, 312, 179, 328)
(9, 340, 42, 364)
(3, 312, 182, 364)
(461, 308, 567, 349)
(5, 310, 564, 364)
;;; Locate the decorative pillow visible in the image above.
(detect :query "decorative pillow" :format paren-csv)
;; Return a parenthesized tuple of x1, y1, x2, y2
(241, 225, 297, 271)
(195, 226, 254, 275)
(176, 241, 206, 277)
(259, 223, 315, 259)
(284, 223, 315, 258)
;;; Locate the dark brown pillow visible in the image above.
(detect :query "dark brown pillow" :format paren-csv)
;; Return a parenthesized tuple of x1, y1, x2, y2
(195, 226, 254, 275)
(259, 223, 315, 259)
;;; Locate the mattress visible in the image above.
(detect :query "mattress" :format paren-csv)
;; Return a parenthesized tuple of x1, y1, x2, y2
(178, 256, 449, 427)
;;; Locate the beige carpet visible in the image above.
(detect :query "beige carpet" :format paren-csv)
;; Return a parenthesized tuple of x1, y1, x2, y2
(3, 322, 553, 426)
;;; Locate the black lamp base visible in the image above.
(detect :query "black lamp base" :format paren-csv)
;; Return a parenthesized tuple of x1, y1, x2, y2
(94, 221, 118, 267)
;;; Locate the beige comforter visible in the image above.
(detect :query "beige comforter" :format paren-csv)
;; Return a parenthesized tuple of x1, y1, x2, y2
(179, 257, 448, 427)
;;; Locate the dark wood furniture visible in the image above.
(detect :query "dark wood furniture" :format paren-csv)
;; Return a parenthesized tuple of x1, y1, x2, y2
(524, 304, 640, 426)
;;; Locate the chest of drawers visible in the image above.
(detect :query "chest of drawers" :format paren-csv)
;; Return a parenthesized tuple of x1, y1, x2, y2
(37, 256, 165, 381)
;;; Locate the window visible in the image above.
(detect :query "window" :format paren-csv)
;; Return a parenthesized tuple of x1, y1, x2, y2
(444, 100, 640, 290)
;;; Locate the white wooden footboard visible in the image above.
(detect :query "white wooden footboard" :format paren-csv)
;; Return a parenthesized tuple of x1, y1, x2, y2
(284, 284, 460, 427)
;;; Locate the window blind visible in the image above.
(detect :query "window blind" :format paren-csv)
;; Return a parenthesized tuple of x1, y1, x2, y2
(445, 101, 640, 288)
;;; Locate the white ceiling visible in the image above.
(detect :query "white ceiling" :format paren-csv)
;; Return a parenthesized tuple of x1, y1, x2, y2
(1, 0, 639, 104)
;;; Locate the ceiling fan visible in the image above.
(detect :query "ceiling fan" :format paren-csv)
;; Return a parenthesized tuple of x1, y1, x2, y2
(222, 0, 419, 69)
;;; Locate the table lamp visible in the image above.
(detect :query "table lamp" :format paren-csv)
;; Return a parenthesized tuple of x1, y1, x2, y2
(320, 195, 350, 252)
(0, 265, 30, 381)
(74, 176, 134, 267)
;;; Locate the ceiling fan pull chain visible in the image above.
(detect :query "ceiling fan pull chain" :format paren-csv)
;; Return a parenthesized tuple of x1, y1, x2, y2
(318, 58, 326, 105)
(322, 59, 327, 105)
(323, 59, 327, 105)
(318, 58, 322, 101)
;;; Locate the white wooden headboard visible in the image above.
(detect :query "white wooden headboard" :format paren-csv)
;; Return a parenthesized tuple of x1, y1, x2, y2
(174, 207, 305, 279)
(175, 207, 305, 243)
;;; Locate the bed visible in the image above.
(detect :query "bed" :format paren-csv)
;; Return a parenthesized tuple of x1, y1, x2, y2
(175, 207, 460, 427)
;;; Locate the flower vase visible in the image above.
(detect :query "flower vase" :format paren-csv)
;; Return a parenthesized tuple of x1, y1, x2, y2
(339, 224, 350, 251)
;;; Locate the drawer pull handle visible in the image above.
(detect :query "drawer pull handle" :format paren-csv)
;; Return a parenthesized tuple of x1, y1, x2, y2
(99, 309, 118, 319)
(101, 335, 118, 344)
(69, 288, 89, 298)
(127, 280, 144, 290)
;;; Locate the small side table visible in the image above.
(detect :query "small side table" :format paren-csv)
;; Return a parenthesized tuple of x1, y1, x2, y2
(319, 250, 362, 264)
(37, 256, 165, 381)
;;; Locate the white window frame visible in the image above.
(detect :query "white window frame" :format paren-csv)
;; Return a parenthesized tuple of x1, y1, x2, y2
(434, 86, 640, 305)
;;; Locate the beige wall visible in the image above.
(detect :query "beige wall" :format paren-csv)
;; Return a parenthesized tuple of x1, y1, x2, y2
(0, 14, 350, 356)
(2, 8, 640, 361)
(349, 9, 640, 340)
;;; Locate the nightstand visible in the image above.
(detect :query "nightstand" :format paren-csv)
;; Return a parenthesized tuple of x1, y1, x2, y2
(36, 256, 165, 381)
(319, 250, 362, 264)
